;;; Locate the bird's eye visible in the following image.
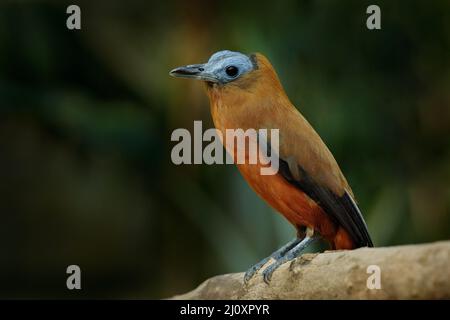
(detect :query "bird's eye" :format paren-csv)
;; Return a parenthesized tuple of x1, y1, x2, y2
(225, 66, 239, 78)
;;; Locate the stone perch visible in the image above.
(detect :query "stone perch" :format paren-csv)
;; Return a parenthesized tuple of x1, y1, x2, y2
(171, 241, 450, 299)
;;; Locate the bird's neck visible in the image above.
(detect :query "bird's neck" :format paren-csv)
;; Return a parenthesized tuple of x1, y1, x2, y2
(205, 79, 291, 133)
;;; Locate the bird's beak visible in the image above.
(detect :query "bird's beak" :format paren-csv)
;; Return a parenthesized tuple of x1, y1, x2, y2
(169, 64, 218, 83)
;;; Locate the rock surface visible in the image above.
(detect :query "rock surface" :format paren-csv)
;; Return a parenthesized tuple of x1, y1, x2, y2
(171, 241, 450, 299)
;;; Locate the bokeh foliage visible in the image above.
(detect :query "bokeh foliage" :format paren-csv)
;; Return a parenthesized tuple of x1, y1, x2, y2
(0, 0, 449, 298)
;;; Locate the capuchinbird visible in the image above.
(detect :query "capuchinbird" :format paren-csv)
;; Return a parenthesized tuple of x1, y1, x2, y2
(169, 50, 373, 284)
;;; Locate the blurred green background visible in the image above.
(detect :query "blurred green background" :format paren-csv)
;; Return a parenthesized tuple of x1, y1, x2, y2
(0, 0, 449, 298)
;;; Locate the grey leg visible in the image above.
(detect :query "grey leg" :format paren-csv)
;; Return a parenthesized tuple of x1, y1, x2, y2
(262, 234, 317, 284)
(244, 237, 301, 284)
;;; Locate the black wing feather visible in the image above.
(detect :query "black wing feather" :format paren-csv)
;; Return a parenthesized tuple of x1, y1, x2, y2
(279, 158, 373, 247)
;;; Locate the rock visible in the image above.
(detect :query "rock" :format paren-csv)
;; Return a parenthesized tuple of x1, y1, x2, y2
(170, 241, 450, 299)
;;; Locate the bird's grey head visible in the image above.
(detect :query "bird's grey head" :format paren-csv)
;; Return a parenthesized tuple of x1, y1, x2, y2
(169, 50, 257, 84)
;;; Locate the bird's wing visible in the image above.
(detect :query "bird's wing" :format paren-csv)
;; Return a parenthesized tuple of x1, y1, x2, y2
(278, 157, 373, 247)
(273, 108, 373, 248)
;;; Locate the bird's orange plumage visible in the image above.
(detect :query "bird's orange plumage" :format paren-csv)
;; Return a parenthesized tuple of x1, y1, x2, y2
(205, 53, 355, 249)
(170, 50, 374, 282)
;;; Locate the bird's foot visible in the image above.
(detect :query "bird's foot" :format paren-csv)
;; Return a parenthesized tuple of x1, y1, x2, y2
(244, 257, 271, 284)
(243, 237, 301, 284)
(262, 230, 317, 284)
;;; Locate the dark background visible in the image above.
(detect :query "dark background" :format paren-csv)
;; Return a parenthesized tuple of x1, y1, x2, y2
(0, 0, 449, 298)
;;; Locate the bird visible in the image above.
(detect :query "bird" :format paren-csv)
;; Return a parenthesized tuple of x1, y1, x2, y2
(169, 50, 373, 284)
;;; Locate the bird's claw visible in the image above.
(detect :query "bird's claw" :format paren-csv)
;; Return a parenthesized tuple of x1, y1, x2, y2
(258, 233, 317, 285)
(243, 268, 256, 284)
(262, 267, 274, 284)
(243, 234, 316, 285)
(262, 259, 285, 284)
(243, 257, 271, 284)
